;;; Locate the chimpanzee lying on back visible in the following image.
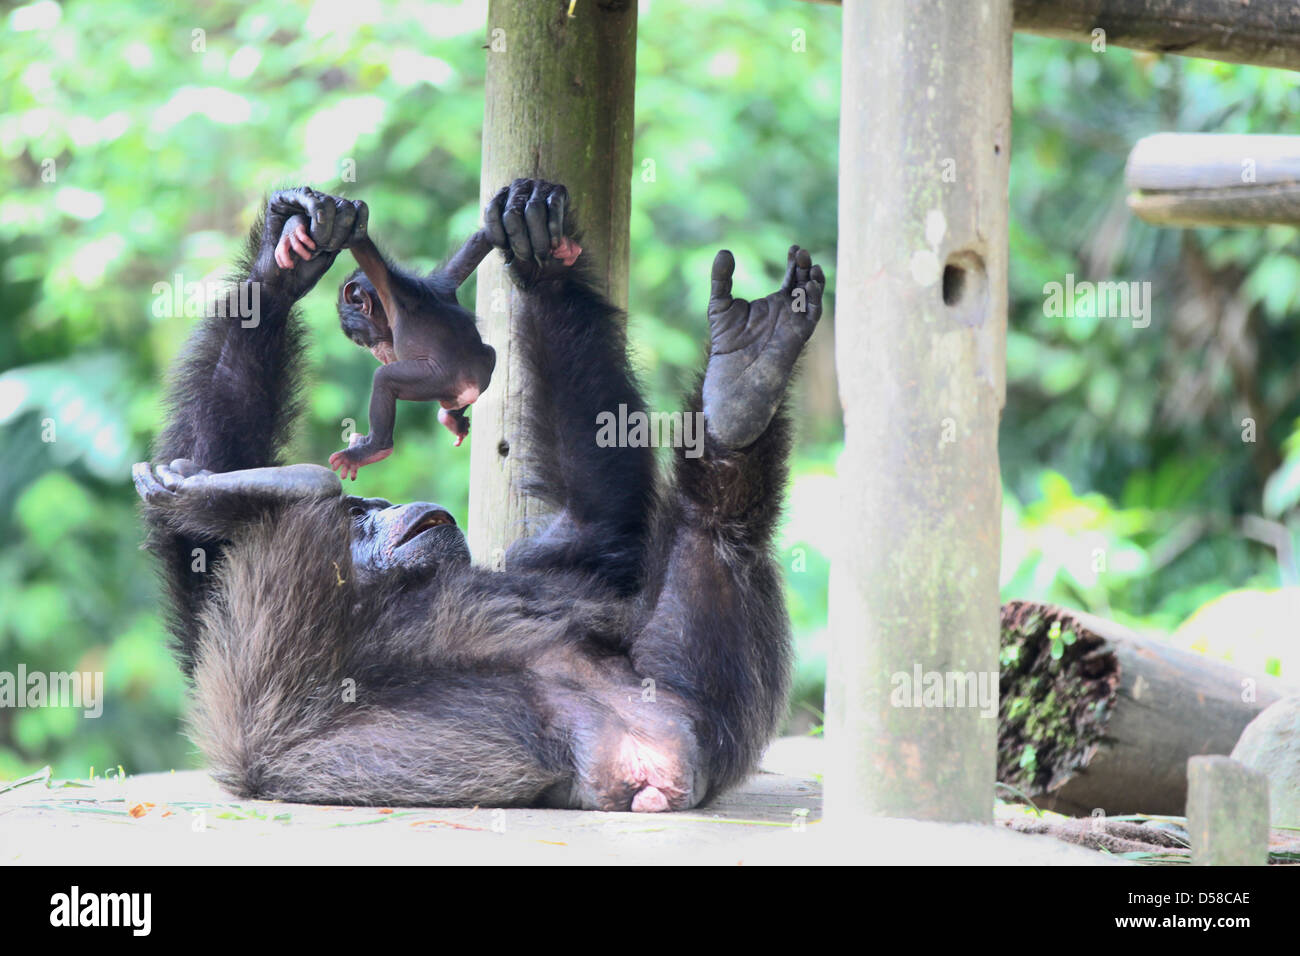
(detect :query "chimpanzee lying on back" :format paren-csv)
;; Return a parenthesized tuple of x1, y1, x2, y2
(133, 179, 825, 811)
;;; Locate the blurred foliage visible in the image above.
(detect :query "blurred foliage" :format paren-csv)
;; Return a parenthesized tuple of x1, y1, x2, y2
(1, 0, 1297, 779)
(1003, 37, 1300, 681)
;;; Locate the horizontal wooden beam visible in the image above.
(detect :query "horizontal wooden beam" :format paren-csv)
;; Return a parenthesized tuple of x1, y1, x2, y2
(800, 0, 1300, 73)
(1015, 0, 1300, 72)
(1126, 133, 1300, 226)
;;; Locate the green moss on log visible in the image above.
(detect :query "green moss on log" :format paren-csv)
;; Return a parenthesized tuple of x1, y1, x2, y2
(998, 600, 1120, 796)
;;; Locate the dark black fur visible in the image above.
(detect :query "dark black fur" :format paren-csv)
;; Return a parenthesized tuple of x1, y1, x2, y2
(141, 183, 806, 810)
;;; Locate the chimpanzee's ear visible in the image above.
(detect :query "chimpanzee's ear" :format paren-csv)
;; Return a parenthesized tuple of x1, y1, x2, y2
(343, 279, 370, 316)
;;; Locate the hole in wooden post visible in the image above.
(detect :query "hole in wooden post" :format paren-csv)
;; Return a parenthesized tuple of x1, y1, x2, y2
(942, 264, 966, 306)
(941, 251, 989, 327)
(497, 439, 510, 458)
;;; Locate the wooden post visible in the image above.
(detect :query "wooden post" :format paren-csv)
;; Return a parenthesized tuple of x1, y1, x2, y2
(827, 0, 1011, 822)
(469, 0, 636, 562)
(1186, 756, 1270, 866)
(1126, 133, 1300, 227)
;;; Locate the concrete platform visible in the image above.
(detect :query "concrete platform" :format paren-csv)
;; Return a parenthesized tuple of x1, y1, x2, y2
(0, 738, 1122, 865)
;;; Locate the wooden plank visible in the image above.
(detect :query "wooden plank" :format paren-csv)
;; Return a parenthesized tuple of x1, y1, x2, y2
(799, 0, 1300, 73)
(468, 0, 636, 562)
(1126, 133, 1300, 226)
(826, 0, 1010, 823)
(1128, 187, 1300, 227)
(1127, 134, 1300, 191)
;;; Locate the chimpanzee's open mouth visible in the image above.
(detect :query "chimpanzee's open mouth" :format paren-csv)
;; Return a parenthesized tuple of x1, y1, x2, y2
(396, 509, 457, 547)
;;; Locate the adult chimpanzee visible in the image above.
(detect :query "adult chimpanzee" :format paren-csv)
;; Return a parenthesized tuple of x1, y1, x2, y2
(133, 180, 825, 811)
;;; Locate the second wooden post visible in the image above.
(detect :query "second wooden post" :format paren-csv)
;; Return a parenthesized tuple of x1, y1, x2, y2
(827, 0, 1011, 822)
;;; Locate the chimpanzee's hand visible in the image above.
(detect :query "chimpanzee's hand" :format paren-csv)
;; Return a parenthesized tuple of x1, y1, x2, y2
(133, 460, 342, 510)
(482, 179, 583, 289)
(702, 245, 825, 450)
(255, 187, 369, 301)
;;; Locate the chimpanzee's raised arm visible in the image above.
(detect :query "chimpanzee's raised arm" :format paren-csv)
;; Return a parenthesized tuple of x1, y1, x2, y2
(485, 180, 655, 594)
(154, 188, 366, 474)
(141, 187, 365, 673)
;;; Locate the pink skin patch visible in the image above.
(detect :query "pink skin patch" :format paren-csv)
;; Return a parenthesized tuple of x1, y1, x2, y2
(612, 734, 689, 813)
(552, 236, 582, 267)
(274, 220, 316, 270)
(437, 407, 469, 447)
(370, 342, 397, 365)
(440, 384, 480, 411)
(631, 787, 669, 813)
(435, 385, 480, 447)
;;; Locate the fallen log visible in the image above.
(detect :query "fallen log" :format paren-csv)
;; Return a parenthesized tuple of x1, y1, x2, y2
(998, 600, 1299, 815)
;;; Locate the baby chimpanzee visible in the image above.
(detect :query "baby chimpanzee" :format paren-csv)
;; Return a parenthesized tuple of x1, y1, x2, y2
(275, 197, 510, 479)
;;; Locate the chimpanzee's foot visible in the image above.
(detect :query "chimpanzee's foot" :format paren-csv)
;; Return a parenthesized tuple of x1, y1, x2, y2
(328, 440, 392, 481)
(436, 407, 470, 447)
(702, 246, 825, 450)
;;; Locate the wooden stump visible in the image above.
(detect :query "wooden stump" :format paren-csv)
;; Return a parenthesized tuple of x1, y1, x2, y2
(1187, 756, 1269, 866)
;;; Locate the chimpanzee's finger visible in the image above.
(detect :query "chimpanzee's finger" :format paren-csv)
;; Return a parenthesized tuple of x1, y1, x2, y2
(524, 182, 551, 263)
(502, 181, 534, 263)
(484, 188, 510, 255)
(546, 185, 568, 248)
(275, 215, 308, 268)
(350, 200, 369, 244)
(169, 459, 205, 479)
(779, 245, 800, 293)
(325, 198, 357, 252)
(794, 248, 812, 286)
(308, 192, 334, 244)
(710, 250, 736, 312)
(808, 263, 825, 295)
(806, 264, 825, 318)
(289, 229, 314, 261)
(274, 187, 333, 244)
(155, 463, 186, 491)
(132, 463, 172, 503)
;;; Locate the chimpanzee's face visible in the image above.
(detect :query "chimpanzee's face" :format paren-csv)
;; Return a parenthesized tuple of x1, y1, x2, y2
(345, 496, 471, 577)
